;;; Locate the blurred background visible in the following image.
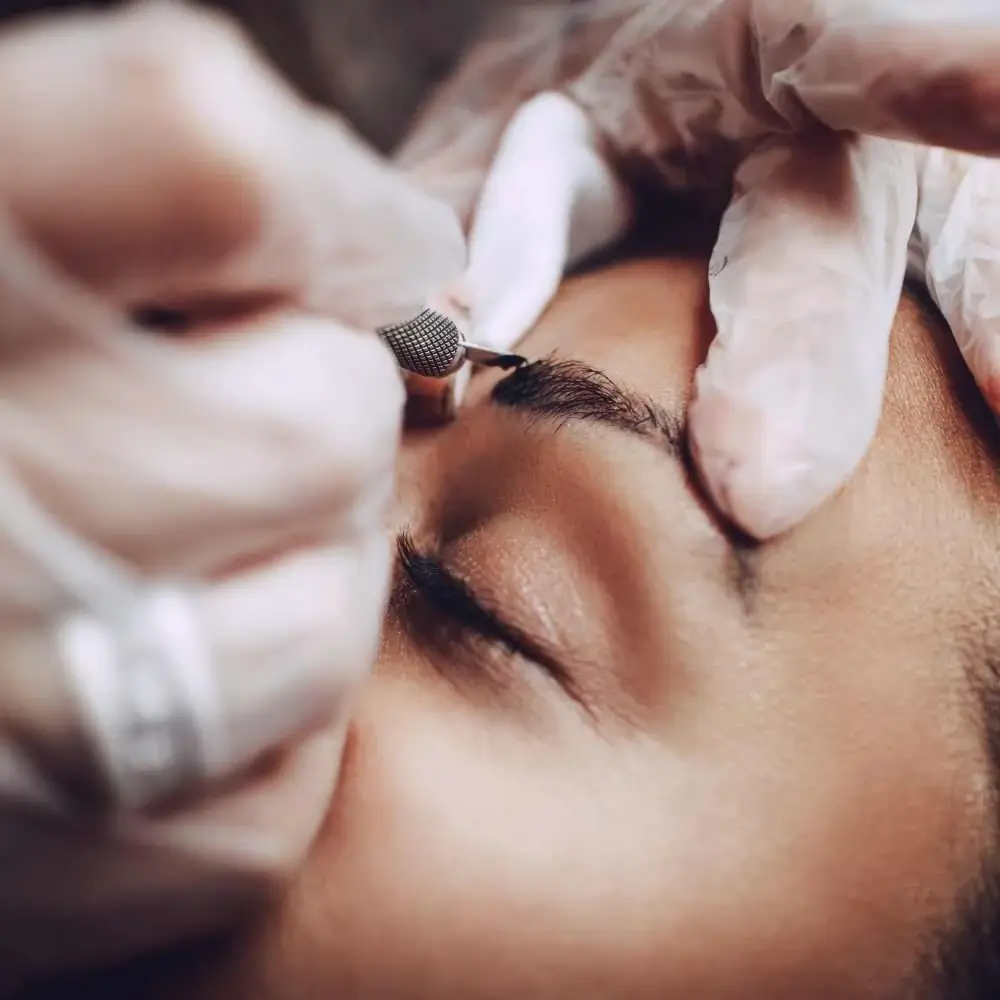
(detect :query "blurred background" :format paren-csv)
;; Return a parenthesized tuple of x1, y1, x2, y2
(0, 0, 531, 149)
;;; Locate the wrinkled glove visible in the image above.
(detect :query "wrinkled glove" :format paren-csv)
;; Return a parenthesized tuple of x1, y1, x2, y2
(396, 0, 1000, 538)
(0, 1, 463, 991)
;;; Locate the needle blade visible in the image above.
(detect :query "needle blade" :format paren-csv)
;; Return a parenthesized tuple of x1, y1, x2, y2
(462, 344, 527, 370)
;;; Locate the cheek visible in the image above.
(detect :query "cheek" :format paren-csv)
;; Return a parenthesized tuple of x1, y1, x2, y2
(300, 677, 678, 997)
(684, 621, 992, 988)
(268, 650, 986, 1000)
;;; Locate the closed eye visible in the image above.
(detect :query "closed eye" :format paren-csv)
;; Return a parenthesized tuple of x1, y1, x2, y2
(392, 530, 583, 705)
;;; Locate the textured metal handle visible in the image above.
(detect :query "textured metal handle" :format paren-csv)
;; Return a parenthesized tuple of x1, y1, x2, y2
(377, 308, 527, 379)
(377, 308, 464, 378)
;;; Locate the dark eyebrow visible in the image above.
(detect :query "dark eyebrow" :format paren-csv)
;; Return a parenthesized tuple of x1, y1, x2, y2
(489, 355, 762, 609)
(490, 356, 685, 455)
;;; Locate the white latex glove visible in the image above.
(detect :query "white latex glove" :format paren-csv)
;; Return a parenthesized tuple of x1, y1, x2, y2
(910, 147, 1000, 418)
(396, 0, 1000, 538)
(0, 1, 464, 991)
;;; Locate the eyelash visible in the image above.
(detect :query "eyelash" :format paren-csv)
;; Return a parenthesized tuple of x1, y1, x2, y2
(395, 531, 525, 658)
(393, 531, 580, 700)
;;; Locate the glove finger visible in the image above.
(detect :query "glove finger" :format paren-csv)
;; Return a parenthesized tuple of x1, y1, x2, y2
(689, 134, 917, 539)
(413, 91, 628, 417)
(911, 148, 1000, 413)
(0, 2, 294, 307)
(0, 1, 464, 330)
(0, 310, 403, 580)
(468, 93, 628, 351)
(196, 535, 389, 787)
(753, 0, 1000, 153)
(293, 107, 466, 332)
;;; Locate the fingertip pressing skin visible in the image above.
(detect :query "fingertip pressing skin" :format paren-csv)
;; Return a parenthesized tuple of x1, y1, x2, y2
(462, 91, 629, 356)
(687, 385, 821, 540)
(690, 136, 914, 540)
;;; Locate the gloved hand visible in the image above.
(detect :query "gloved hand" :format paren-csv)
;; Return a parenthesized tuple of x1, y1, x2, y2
(396, 0, 1000, 538)
(0, 1, 463, 991)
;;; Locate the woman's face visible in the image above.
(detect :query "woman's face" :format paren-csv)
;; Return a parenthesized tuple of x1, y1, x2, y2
(98, 257, 1000, 999)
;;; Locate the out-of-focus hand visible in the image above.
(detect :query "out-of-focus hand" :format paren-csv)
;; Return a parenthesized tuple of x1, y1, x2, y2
(909, 147, 1000, 416)
(395, 0, 1000, 537)
(0, 1, 463, 990)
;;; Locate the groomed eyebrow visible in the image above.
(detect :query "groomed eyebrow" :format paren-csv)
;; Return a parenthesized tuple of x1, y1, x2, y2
(489, 355, 762, 609)
(490, 356, 685, 455)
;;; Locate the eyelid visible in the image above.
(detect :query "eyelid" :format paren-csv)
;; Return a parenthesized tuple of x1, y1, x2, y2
(393, 531, 585, 707)
(491, 357, 762, 612)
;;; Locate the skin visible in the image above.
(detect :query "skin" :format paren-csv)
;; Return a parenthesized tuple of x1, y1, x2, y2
(38, 254, 1000, 1000)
